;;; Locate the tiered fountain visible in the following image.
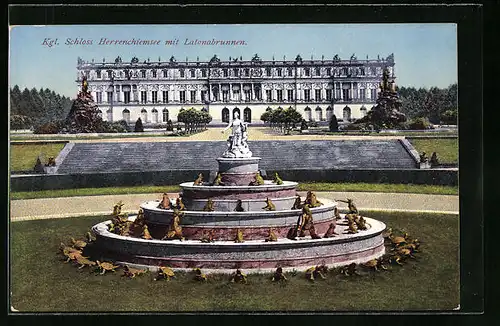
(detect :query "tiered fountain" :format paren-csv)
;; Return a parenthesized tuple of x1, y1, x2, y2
(92, 113, 386, 272)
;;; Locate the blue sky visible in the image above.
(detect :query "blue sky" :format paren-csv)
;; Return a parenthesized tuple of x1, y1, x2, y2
(9, 24, 457, 98)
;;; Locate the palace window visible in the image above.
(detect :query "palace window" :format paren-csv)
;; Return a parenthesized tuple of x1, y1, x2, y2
(151, 109, 158, 123)
(244, 89, 251, 102)
(315, 89, 321, 101)
(141, 70, 146, 78)
(287, 67, 293, 76)
(233, 68, 239, 77)
(202, 69, 207, 77)
(141, 109, 147, 122)
(141, 91, 147, 103)
(190, 91, 196, 103)
(222, 108, 230, 123)
(162, 109, 169, 122)
(370, 88, 377, 100)
(233, 89, 241, 101)
(359, 89, 366, 100)
(201, 90, 208, 102)
(222, 90, 229, 102)
(287, 89, 294, 102)
(96, 92, 102, 103)
(244, 68, 250, 77)
(223, 69, 229, 77)
(180, 69, 185, 78)
(315, 67, 321, 76)
(162, 91, 169, 103)
(244, 108, 251, 123)
(152, 70, 157, 78)
(152, 91, 158, 103)
(163, 70, 168, 78)
(360, 67, 365, 76)
(96, 70, 101, 79)
(255, 89, 262, 101)
(180, 91, 186, 103)
(266, 90, 272, 102)
(107, 70, 113, 79)
(107, 91, 113, 103)
(326, 68, 332, 76)
(277, 69, 282, 77)
(342, 67, 348, 76)
(277, 90, 283, 102)
(304, 68, 310, 76)
(190, 69, 196, 78)
(353, 88, 358, 99)
(304, 89, 311, 101)
(123, 91, 130, 104)
(326, 89, 332, 101)
(122, 109, 130, 122)
(266, 68, 272, 77)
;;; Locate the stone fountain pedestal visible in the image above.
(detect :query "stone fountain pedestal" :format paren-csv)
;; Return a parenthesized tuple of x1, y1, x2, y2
(216, 157, 261, 186)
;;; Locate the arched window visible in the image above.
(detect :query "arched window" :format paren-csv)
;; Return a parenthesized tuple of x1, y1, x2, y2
(326, 106, 333, 121)
(287, 67, 293, 76)
(343, 106, 351, 121)
(162, 69, 168, 78)
(360, 106, 367, 118)
(107, 108, 113, 122)
(315, 107, 323, 121)
(141, 109, 148, 122)
(162, 108, 169, 122)
(304, 106, 312, 121)
(222, 108, 230, 123)
(244, 107, 251, 123)
(233, 107, 241, 120)
(122, 109, 130, 123)
(151, 108, 158, 123)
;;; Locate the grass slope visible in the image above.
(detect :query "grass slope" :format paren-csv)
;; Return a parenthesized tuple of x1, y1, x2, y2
(10, 211, 459, 312)
(408, 138, 458, 164)
(10, 143, 66, 172)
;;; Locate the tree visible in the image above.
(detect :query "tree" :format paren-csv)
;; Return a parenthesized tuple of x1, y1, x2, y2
(329, 114, 339, 132)
(134, 117, 144, 132)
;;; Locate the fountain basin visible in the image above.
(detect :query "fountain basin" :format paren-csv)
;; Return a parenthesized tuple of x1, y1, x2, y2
(92, 217, 386, 271)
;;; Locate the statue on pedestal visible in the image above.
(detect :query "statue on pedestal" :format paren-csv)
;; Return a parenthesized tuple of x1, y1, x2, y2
(221, 112, 252, 158)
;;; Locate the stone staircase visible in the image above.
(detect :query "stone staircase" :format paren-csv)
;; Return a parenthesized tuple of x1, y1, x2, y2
(56, 140, 417, 174)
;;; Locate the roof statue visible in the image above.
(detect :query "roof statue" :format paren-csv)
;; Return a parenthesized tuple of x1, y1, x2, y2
(333, 54, 340, 61)
(115, 56, 122, 63)
(131, 56, 139, 64)
(350, 53, 357, 61)
(209, 54, 221, 65)
(295, 54, 303, 62)
(169, 56, 177, 64)
(77, 57, 84, 65)
(251, 53, 261, 62)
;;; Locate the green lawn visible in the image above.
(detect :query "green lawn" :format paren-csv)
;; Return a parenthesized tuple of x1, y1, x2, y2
(10, 182, 458, 200)
(10, 211, 459, 312)
(408, 138, 458, 164)
(10, 143, 66, 172)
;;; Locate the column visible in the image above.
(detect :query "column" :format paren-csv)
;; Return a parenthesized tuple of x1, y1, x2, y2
(339, 82, 343, 101)
(197, 86, 202, 103)
(321, 87, 325, 102)
(350, 82, 353, 101)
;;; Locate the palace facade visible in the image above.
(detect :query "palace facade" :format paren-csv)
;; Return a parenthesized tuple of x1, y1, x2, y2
(76, 53, 396, 125)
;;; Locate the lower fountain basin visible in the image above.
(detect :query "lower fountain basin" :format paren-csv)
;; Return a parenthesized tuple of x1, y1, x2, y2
(91, 216, 386, 272)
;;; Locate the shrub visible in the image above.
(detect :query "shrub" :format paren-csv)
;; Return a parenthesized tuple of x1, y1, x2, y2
(300, 119, 308, 130)
(440, 110, 457, 125)
(10, 115, 34, 130)
(33, 121, 64, 134)
(166, 119, 174, 131)
(134, 118, 144, 132)
(408, 117, 432, 130)
(343, 123, 365, 131)
(307, 121, 318, 128)
(329, 114, 339, 132)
